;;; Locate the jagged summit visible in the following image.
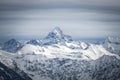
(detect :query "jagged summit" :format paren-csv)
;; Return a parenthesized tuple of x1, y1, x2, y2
(45, 27, 72, 44)
(46, 27, 64, 40)
(25, 27, 72, 46)
(52, 27, 63, 35)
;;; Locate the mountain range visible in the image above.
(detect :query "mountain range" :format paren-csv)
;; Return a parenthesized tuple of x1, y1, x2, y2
(0, 27, 120, 80)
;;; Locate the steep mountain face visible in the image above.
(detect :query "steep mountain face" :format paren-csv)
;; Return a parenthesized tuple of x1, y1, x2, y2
(0, 62, 26, 80)
(44, 27, 72, 45)
(2, 39, 23, 53)
(0, 51, 32, 80)
(46, 27, 64, 40)
(0, 27, 120, 80)
(104, 36, 120, 56)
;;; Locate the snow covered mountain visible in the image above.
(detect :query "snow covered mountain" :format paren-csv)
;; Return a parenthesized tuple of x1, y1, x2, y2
(1, 39, 23, 53)
(26, 27, 72, 46)
(43, 27, 72, 45)
(0, 27, 120, 80)
(45, 27, 72, 42)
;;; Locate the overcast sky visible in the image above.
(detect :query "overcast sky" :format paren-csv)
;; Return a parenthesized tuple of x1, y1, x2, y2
(0, 0, 120, 40)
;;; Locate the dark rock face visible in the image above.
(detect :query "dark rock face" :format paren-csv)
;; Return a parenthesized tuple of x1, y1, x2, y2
(0, 62, 31, 80)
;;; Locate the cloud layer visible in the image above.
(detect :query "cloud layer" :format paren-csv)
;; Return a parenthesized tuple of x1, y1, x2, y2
(0, 0, 120, 40)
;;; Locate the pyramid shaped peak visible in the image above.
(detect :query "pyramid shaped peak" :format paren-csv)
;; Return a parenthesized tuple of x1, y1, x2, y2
(44, 27, 73, 44)
(46, 27, 63, 39)
(52, 27, 63, 35)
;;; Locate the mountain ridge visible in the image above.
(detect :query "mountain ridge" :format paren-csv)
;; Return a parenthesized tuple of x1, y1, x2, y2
(0, 27, 120, 80)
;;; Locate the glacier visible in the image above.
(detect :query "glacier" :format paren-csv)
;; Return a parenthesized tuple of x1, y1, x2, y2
(0, 27, 120, 80)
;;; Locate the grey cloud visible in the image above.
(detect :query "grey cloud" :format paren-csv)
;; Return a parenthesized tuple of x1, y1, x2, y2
(0, 9, 120, 23)
(0, 0, 120, 39)
(0, 0, 120, 13)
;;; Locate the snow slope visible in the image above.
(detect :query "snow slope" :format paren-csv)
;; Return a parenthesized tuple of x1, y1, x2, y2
(13, 40, 120, 80)
(17, 42, 120, 60)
